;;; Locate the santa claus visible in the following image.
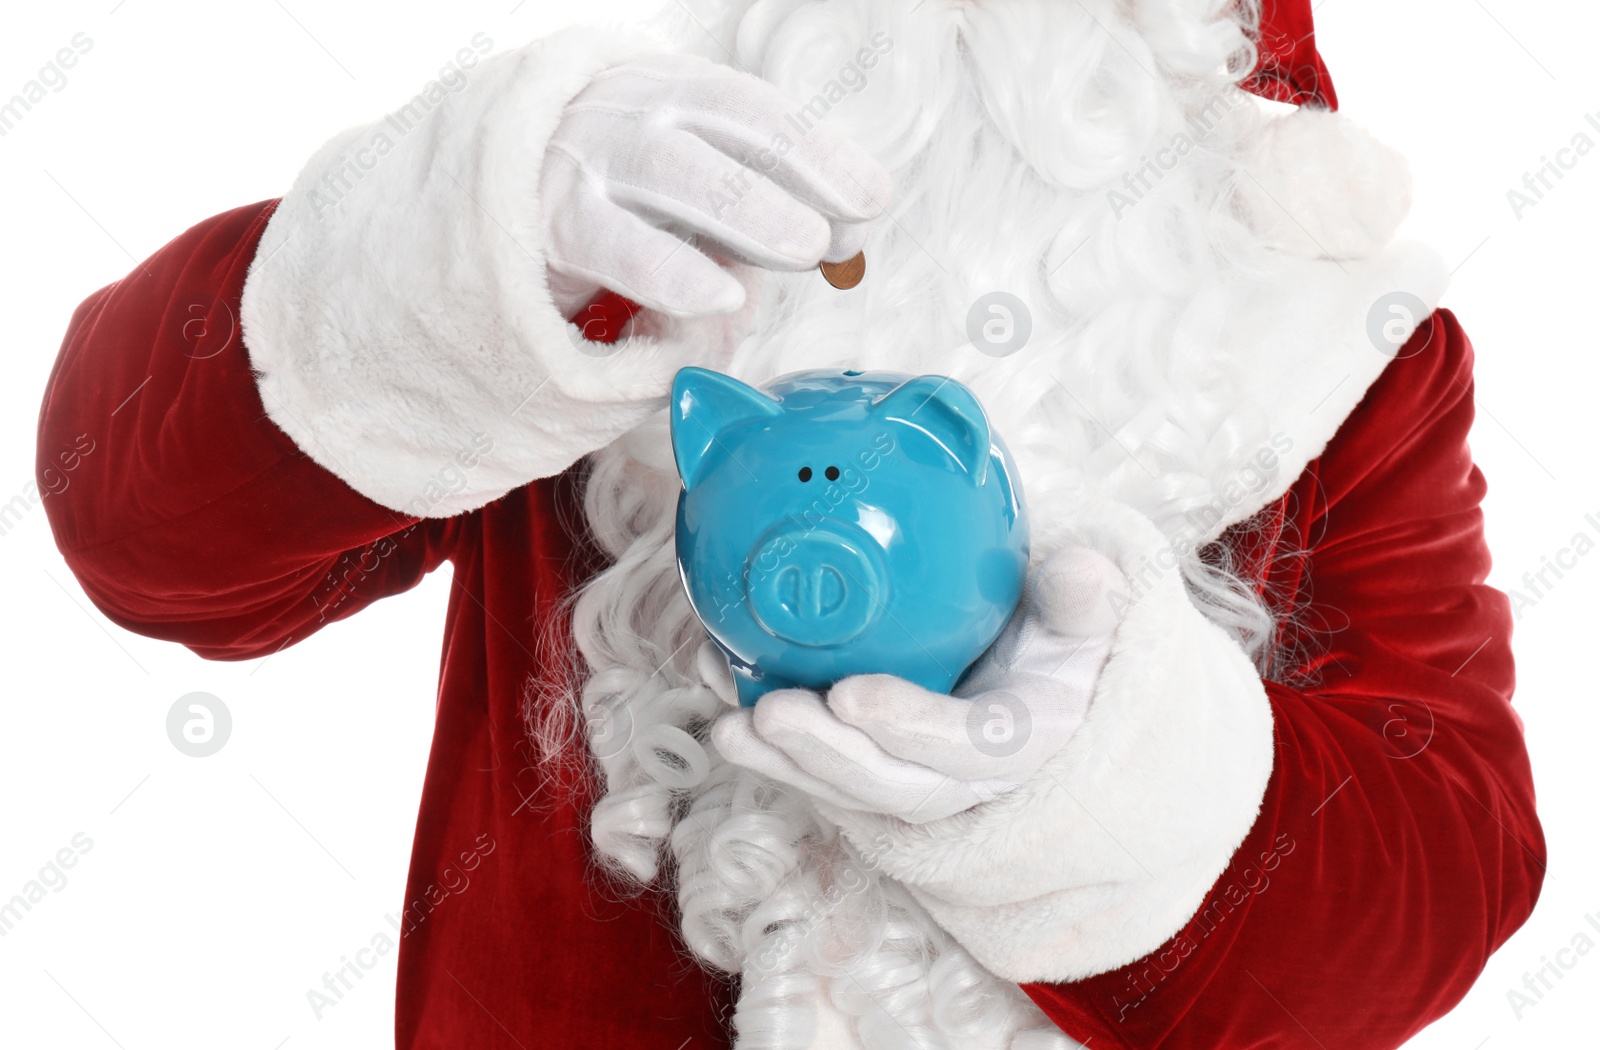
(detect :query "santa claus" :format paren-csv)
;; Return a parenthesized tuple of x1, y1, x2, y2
(38, 0, 1544, 1047)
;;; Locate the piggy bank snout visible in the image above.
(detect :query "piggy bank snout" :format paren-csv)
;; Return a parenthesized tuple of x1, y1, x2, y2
(746, 524, 887, 648)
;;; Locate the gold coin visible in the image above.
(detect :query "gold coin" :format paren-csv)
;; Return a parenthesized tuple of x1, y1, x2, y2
(819, 251, 866, 290)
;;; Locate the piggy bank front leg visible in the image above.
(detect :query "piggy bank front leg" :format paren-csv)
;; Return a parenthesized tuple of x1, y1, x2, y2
(704, 642, 802, 707)
(733, 665, 800, 707)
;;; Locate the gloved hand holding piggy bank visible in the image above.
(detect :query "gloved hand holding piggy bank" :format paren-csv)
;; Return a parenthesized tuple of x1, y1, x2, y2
(670, 367, 1029, 706)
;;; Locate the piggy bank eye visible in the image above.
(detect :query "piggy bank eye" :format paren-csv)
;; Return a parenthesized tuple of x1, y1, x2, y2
(798, 467, 813, 482)
(825, 466, 840, 481)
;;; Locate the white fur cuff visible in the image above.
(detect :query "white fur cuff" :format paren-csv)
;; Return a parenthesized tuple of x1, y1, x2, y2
(240, 25, 763, 516)
(826, 499, 1276, 984)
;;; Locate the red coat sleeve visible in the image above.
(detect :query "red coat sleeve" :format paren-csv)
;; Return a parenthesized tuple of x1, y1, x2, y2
(1024, 310, 1546, 1048)
(36, 201, 459, 660)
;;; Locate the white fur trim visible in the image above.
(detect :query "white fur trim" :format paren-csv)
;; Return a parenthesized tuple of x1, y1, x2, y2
(240, 25, 765, 516)
(1127, 240, 1449, 546)
(823, 499, 1275, 983)
(1239, 107, 1414, 262)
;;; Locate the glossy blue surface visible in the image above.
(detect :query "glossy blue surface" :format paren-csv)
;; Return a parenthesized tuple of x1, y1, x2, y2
(670, 367, 1030, 706)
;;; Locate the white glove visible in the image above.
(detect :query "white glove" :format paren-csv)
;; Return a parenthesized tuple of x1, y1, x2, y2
(539, 52, 894, 319)
(712, 548, 1128, 822)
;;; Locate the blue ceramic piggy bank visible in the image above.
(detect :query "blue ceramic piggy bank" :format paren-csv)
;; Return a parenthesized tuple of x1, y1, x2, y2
(669, 367, 1029, 706)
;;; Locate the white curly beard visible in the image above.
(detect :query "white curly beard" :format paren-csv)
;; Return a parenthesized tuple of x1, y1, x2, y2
(538, 0, 1445, 1047)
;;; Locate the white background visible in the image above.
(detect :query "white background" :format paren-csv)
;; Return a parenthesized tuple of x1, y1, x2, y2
(1, 1, 1595, 1047)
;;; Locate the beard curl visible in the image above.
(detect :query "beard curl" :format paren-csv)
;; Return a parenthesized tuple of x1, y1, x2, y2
(534, 0, 1285, 1046)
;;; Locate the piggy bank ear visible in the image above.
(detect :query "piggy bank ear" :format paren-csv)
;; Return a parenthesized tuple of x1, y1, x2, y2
(671, 367, 782, 490)
(872, 375, 991, 485)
